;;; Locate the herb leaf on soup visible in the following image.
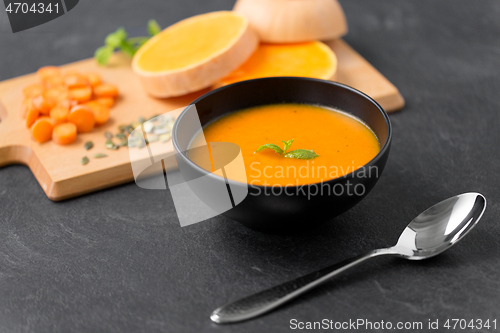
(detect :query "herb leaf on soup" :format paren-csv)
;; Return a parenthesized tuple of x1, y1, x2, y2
(255, 143, 283, 155)
(281, 139, 294, 154)
(284, 149, 320, 160)
(255, 139, 319, 160)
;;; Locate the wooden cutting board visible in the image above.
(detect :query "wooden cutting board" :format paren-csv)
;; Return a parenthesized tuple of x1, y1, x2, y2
(0, 39, 404, 201)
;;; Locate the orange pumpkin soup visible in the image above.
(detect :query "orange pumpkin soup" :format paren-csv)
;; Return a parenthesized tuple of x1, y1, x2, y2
(188, 103, 380, 185)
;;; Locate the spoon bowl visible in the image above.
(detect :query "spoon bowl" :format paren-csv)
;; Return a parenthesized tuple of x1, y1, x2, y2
(211, 192, 487, 324)
(395, 192, 487, 260)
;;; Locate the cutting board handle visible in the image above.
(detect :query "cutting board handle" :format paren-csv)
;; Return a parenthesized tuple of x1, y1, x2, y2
(0, 144, 32, 167)
(0, 99, 6, 121)
(0, 100, 31, 167)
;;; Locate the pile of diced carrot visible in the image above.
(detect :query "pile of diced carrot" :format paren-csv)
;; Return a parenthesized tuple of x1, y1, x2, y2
(22, 66, 119, 145)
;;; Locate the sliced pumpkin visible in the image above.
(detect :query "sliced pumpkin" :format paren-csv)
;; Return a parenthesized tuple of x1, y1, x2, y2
(233, 0, 347, 43)
(217, 42, 337, 86)
(132, 11, 258, 98)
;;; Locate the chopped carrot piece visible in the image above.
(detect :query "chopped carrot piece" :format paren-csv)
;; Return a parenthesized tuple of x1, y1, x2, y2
(32, 94, 52, 114)
(64, 73, 89, 89)
(44, 87, 69, 107)
(22, 66, 119, 141)
(36, 66, 61, 81)
(25, 104, 40, 127)
(21, 98, 32, 118)
(85, 101, 110, 126)
(57, 99, 76, 109)
(53, 122, 77, 145)
(23, 83, 45, 98)
(69, 86, 92, 104)
(95, 97, 115, 108)
(31, 117, 54, 143)
(63, 69, 81, 75)
(44, 75, 65, 89)
(68, 105, 95, 133)
(93, 83, 118, 99)
(50, 105, 70, 125)
(85, 72, 102, 87)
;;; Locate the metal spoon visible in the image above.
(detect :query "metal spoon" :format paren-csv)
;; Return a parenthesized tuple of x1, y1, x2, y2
(211, 193, 487, 324)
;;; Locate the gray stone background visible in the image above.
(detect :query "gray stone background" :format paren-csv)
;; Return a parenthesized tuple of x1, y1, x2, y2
(1, 1, 500, 332)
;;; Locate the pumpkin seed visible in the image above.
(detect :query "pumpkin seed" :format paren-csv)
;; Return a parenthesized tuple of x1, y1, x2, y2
(154, 127, 171, 135)
(81, 156, 89, 165)
(84, 141, 94, 150)
(130, 129, 143, 137)
(116, 139, 128, 147)
(147, 134, 159, 143)
(125, 125, 134, 134)
(93, 153, 108, 158)
(128, 136, 142, 143)
(143, 121, 154, 133)
(129, 136, 141, 143)
(137, 140, 146, 149)
(104, 131, 113, 140)
(113, 115, 176, 150)
(160, 133, 172, 143)
(105, 139, 117, 150)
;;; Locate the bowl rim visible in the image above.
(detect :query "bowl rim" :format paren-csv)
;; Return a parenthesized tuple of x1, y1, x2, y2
(172, 77, 392, 188)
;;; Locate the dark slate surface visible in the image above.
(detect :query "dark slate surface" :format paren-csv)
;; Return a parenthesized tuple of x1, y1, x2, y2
(1, 1, 500, 332)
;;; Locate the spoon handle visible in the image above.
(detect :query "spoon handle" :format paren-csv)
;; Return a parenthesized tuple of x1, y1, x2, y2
(211, 247, 399, 324)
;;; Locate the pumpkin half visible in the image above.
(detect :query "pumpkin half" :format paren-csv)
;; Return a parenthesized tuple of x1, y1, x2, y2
(132, 11, 258, 98)
(217, 41, 338, 86)
(233, 0, 348, 43)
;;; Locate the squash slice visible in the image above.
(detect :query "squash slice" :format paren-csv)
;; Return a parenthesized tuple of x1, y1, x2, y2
(217, 42, 337, 86)
(132, 11, 259, 98)
(233, 0, 347, 43)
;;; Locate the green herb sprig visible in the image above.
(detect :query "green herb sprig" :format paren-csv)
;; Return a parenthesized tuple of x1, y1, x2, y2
(255, 139, 320, 160)
(95, 20, 162, 65)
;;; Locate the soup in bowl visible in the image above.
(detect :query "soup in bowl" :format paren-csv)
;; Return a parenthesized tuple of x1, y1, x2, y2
(173, 77, 391, 233)
(188, 103, 380, 186)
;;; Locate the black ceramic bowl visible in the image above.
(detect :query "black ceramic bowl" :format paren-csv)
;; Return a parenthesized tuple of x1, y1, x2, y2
(173, 77, 391, 233)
